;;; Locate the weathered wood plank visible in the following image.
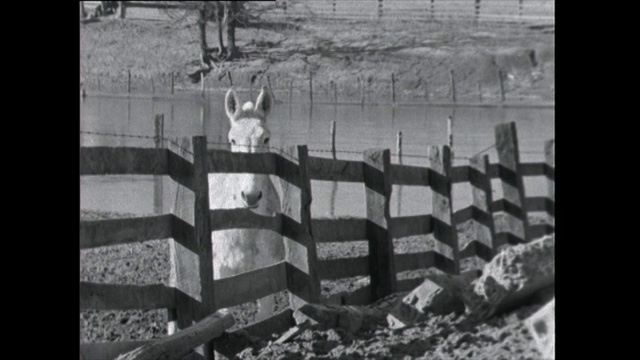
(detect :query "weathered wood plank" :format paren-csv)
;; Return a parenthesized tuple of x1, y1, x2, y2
(394, 251, 434, 272)
(280, 146, 321, 311)
(209, 209, 282, 233)
(526, 197, 555, 217)
(207, 150, 277, 175)
(364, 149, 397, 301)
(307, 156, 364, 182)
(80, 282, 176, 310)
(214, 262, 288, 309)
(469, 154, 497, 259)
(317, 256, 369, 280)
(80, 147, 167, 176)
(80, 341, 151, 360)
(390, 164, 430, 186)
(80, 214, 173, 249)
(192, 137, 216, 360)
(429, 145, 460, 275)
(115, 311, 234, 360)
(529, 224, 555, 240)
(495, 122, 530, 242)
(389, 215, 432, 238)
(311, 218, 366, 243)
(234, 309, 295, 339)
(451, 165, 469, 183)
(545, 139, 555, 227)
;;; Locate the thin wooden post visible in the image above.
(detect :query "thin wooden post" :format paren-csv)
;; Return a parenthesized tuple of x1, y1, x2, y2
(495, 122, 530, 243)
(127, 70, 131, 94)
(333, 81, 338, 104)
(447, 115, 453, 149)
(363, 148, 397, 301)
(118, 1, 126, 19)
(360, 77, 365, 106)
(330, 121, 337, 159)
(544, 139, 555, 226)
(171, 72, 175, 95)
(168, 136, 216, 360)
(309, 72, 313, 105)
(424, 78, 429, 103)
(478, 82, 482, 103)
(153, 115, 164, 214)
(498, 69, 505, 102)
(151, 76, 155, 95)
(279, 145, 321, 311)
(391, 73, 396, 105)
(397, 131, 403, 217)
(429, 145, 460, 275)
(449, 70, 456, 104)
(468, 154, 497, 261)
(201, 73, 205, 97)
(289, 79, 293, 104)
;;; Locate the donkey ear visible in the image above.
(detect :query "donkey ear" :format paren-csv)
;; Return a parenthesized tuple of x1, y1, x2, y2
(225, 88, 240, 121)
(254, 86, 274, 119)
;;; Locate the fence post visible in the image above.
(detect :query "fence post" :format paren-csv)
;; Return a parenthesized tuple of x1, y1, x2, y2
(498, 69, 505, 103)
(429, 145, 460, 275)
(397, 132, 403, 216)
(154, 115, 164, 214)
(447, 115, 453, 149)
(279, 145, 321, 311)
(363, 148, 397, 301)
(117, 1, 126, 19)
(289, 79, 293, 104)
(151, 76, 155, 95)
(333, 81, 338, 104)
(424, 78, 429, 103)
(449, 70, 456, 104)
(478, 82, 482, 103)
(330, 121, 337, 159)
(495, 122, 530, 244)
(127, 70, 131, 94)
(171, 72, 175, 95)
(469, 154, 497, 260)
(544, 139, 554, 226)
(168, 136, 216, 360)
(309, 72, 313, 105)
(201, 73, 205, 97)
(391, 73, 396, 105)
(360, 77, 365, 107)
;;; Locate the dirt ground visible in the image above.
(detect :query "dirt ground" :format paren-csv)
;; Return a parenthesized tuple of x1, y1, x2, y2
(80, 3, 554, 104)
(80, 209, 550, 359)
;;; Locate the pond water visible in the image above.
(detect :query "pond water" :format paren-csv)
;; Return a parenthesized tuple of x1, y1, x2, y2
(80, 92, 554, 218)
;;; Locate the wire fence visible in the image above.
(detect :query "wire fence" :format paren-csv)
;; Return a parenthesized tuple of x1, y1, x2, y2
(79, 130, 546, 163)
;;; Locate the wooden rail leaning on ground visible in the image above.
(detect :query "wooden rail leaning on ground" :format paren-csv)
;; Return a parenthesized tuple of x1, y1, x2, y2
(80, 121, 554, 359)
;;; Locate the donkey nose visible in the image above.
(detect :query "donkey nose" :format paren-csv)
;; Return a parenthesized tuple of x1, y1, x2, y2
(241, 191, 262, 207)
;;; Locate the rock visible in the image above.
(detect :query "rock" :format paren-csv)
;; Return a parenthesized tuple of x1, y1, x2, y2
(386, 270, 481, 329)
(524, 299, 554, 360)
(462, 235, 554, 323)
(293, 304, 384, 334)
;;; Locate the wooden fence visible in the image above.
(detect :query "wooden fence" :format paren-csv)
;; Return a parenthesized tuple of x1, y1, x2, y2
(80, 121, 554, 359)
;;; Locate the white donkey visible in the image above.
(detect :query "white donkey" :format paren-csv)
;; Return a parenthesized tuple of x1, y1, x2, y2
(209, 86, 284, 320)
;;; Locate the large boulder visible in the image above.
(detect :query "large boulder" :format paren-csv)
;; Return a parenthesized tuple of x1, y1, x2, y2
(462, 235, 555, 323)
(386, 270, 482, 329)
(525, 298, 555, 360)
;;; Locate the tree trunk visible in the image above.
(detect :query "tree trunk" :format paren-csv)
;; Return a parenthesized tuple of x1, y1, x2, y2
(215, 2, 225, 57)
(225, 1, 240, 59)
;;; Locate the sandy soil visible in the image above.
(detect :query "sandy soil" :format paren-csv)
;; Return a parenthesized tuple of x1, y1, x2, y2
(80, 3, 554, 104)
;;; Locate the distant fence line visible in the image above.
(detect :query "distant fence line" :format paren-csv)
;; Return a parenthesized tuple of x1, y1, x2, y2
(80, 119, 554, 359)
(81, 67, 553, 107)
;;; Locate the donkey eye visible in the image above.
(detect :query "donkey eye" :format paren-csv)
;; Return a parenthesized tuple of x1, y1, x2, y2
(264, 138, 270, 144)
(230, 139, 236, 145)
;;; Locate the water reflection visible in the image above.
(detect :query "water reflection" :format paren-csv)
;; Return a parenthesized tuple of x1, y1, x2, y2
(80, 94, 554, 218)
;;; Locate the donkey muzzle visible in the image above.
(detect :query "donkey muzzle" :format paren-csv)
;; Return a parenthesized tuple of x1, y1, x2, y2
(241, 191, 263, 208)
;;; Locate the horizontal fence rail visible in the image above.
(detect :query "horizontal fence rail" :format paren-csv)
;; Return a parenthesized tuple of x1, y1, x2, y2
(80, 120, 554, 359)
